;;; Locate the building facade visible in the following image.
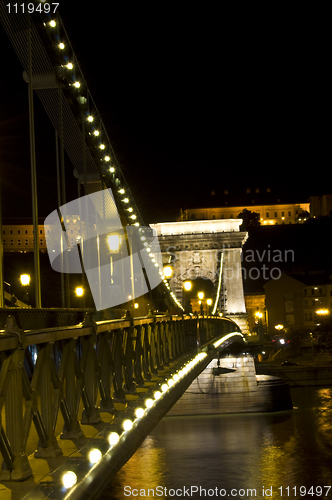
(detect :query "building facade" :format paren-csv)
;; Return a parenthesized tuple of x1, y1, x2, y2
(2, 216, 81, 252)
(264, 273, 332, 335)
(180, 202, 310, 226)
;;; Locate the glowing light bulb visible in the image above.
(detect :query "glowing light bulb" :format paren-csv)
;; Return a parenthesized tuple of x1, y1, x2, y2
(123, 419, 133, 431)
(145, 398, 154, 408)
(93, 130, 100, 136)
(89, 448, 102, 464)
(62, 471, 77, 489)
(154, 391, 162, 400)
(66, 62, 73, 70)
(87, 115, 94, 122)
(104, 155, 110, 162)
(59, 42, 65, 50)
(108, 432, 120, 446)
(49, 20, 56, 27)
(99, 143, 105, 150)
(73, 81, 80, 88)
(135, 407, 145, 418)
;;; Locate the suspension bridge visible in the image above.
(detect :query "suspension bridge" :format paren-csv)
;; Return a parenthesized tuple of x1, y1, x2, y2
(0, 3, 265, 498)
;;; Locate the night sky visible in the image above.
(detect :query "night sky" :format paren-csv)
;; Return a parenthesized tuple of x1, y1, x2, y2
(0, 5, 330, 224)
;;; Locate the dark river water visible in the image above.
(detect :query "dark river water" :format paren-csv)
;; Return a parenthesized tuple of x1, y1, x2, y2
(100, 387, 332, 499)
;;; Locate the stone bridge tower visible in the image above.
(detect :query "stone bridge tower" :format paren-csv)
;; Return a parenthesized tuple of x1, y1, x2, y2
(151, 219, 249, 334)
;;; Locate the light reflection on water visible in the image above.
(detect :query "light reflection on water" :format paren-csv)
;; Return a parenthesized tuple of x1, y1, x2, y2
(100, 387, 332, 499)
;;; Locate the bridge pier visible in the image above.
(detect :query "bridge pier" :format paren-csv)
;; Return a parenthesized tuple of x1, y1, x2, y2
(167, 354, 293, 416)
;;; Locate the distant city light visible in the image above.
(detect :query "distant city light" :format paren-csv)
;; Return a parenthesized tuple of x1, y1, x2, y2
(316, 309, 329, 315)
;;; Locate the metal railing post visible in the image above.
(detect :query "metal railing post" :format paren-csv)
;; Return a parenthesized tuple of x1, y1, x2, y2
(1, 316, 32, 481)
(33, 343, 62, 457)
(98, 331, 115, 413)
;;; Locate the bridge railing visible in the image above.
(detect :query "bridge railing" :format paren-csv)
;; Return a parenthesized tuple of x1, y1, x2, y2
(0, 312, 238, 481)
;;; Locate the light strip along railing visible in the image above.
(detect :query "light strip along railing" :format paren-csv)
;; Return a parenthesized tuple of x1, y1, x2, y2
(0, 312, 232, 482)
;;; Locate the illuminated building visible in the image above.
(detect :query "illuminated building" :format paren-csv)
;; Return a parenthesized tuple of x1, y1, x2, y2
(180, 202, 310, 226)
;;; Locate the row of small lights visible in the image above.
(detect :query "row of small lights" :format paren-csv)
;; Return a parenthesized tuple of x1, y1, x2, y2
(62, 333, 243, 488)
(161, 275, 184, 311)
(41, 15, 142, 227)
(39, 9, 183, 312)
(61, 350, 207, 489)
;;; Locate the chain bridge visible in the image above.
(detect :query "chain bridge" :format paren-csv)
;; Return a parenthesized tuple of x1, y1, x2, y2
(0, 3, 282, 498)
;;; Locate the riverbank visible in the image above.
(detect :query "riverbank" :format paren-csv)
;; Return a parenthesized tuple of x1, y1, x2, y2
(256, 352, 332, 386)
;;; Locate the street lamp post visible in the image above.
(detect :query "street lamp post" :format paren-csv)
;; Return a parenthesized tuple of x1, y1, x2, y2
(183, 280, 192, 314)
(198, 291, 204, 316)
(107, 234, 122, 306)
(75, 286, 84, 306)
(20, 274, 31, 306)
